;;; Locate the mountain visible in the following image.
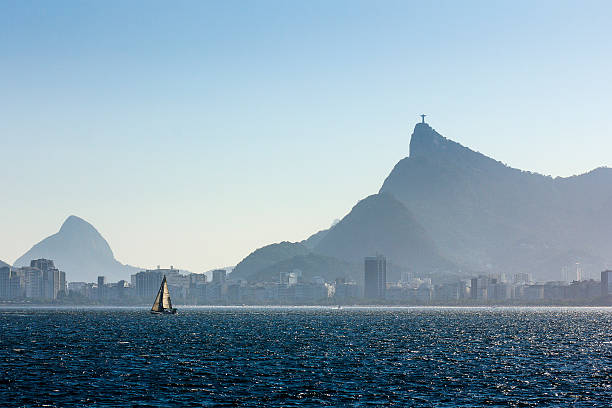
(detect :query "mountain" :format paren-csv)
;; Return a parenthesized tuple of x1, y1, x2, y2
(220, 120, 612, 284)
(313, 193, 453, 273)
(0, 260, 9, 268)
(230, 241, 311, 281)
(379, 122, 612, 280)
(233, 193, 455, 284)
(14, 215, 139, 282)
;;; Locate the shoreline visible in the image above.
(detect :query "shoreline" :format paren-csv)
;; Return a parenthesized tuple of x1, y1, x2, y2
(3, 304, 612, 310)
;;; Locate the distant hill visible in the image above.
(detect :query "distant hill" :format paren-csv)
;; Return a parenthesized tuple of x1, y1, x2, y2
(230, 241, 310, 281)
(14, 215, 139, 282)
(313, 193, 453, 273)
(246, 253, 361, 283)
(379, 122, 612, 280)
(231, 194, 455, 284)
(301, 228, 329, 250)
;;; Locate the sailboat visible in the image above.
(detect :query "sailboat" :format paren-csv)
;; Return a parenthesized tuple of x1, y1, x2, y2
(150, 275, 177, 314)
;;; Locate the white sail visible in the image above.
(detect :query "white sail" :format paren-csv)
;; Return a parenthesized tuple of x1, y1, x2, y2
(151, 275, 174, 313)
(162, 279, 172, 309)
(151, 282, 163, 312)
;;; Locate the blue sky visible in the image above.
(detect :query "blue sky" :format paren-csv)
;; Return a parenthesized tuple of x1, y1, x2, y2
(1, 1, 611, 274)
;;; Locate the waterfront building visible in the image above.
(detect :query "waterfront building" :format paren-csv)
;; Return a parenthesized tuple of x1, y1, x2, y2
(294, 282, 328, 303)
(24, 267, 43, 298)
(206, 281, 224, 302)
(489, 281, 512, 300)
(542, 281, 569, 300)
(212, 269, 227, 284)
(30, 258, 55, 271)
(241, 283, 269, 304)
(416, 283, 433, 303)
(133, 269, 163, 299)
(471, 277, 488, 300)
(189, 273, 207, 286)
(43, 268, 60, 299)
(434, 283, 461, 301)
(0, 266, 10, 298)
(364, 255, 386, 299)
(513, 273, 532, 285)
(27, 259, 65, 299)
(567, 279, 600, 300)
(288, 270, 302, 286)
(458, 280, 470, 299)
(107, 280, 128, 300)
(331, 279, 354, 300)
(9, 268, 26, 299)
(601, 270, 612, 297)
(279, 272, 290, 285)
(68, 282, 94, 298)
(226, 282, 243, 303)
(0, 266, 27, 300)
(522, 284, 544, 300)
(400, 271, 412, 284)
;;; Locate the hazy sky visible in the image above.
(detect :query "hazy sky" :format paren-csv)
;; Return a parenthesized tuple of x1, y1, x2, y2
(1, 1, 611, 273)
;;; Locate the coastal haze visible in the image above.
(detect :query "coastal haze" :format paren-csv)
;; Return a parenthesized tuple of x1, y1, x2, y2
(5, 122, 612, 286)
(2, 1, 612, 275)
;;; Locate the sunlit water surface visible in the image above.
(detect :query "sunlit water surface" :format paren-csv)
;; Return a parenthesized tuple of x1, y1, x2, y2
(2, 306, 612, 407)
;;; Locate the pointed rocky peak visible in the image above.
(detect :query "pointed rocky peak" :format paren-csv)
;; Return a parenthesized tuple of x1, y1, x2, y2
(409, 122, 463, 158)
(59, 215, 95, 233)
(13, 214, 136, 282)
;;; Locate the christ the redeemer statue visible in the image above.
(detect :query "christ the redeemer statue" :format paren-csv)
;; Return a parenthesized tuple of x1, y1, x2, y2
(421, 114, 426, 123)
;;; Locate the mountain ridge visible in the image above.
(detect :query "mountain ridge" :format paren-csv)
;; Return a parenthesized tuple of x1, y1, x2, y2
(230, 241, 311, 281)
(237, 122, 612, 283)
(313, 192, 453, 272)
(380, 122, 612, 279)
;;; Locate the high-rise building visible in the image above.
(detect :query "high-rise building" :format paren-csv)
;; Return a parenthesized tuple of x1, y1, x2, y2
(513, 273, 531, 285)
(30, 259, 55, 271)
(43, 268, 60, 299)
(10, 269, 26, 299)
(212, 269, 227, 284)
(97, 276, 107, 299)
(601, 270, 612, 297)
(134, 270, 163, 299)
(24, 267, 43, 298)
(364, 255, 386, 299)
(27, 259, 65, 300)
(59, 271, 66, 297)
(279, 272, 290, 285)
(0, 267, 27, 299)
(0, 266, 10, 299)
(288, 270, 302, 286)
(471, 277, 488, 300)
(334, 278, 359, 301)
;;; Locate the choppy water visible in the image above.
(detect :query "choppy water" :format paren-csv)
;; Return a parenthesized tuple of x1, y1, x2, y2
(2, 307, 612, 407)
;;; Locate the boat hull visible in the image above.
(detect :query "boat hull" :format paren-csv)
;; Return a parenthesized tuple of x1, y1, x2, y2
(150, 309, 177, 315)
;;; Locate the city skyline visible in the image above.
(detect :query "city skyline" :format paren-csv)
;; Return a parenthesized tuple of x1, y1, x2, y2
(2, 1, 612, 272)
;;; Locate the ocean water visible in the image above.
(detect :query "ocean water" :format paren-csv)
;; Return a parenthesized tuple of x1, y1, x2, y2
(2, 306, 612, 407)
